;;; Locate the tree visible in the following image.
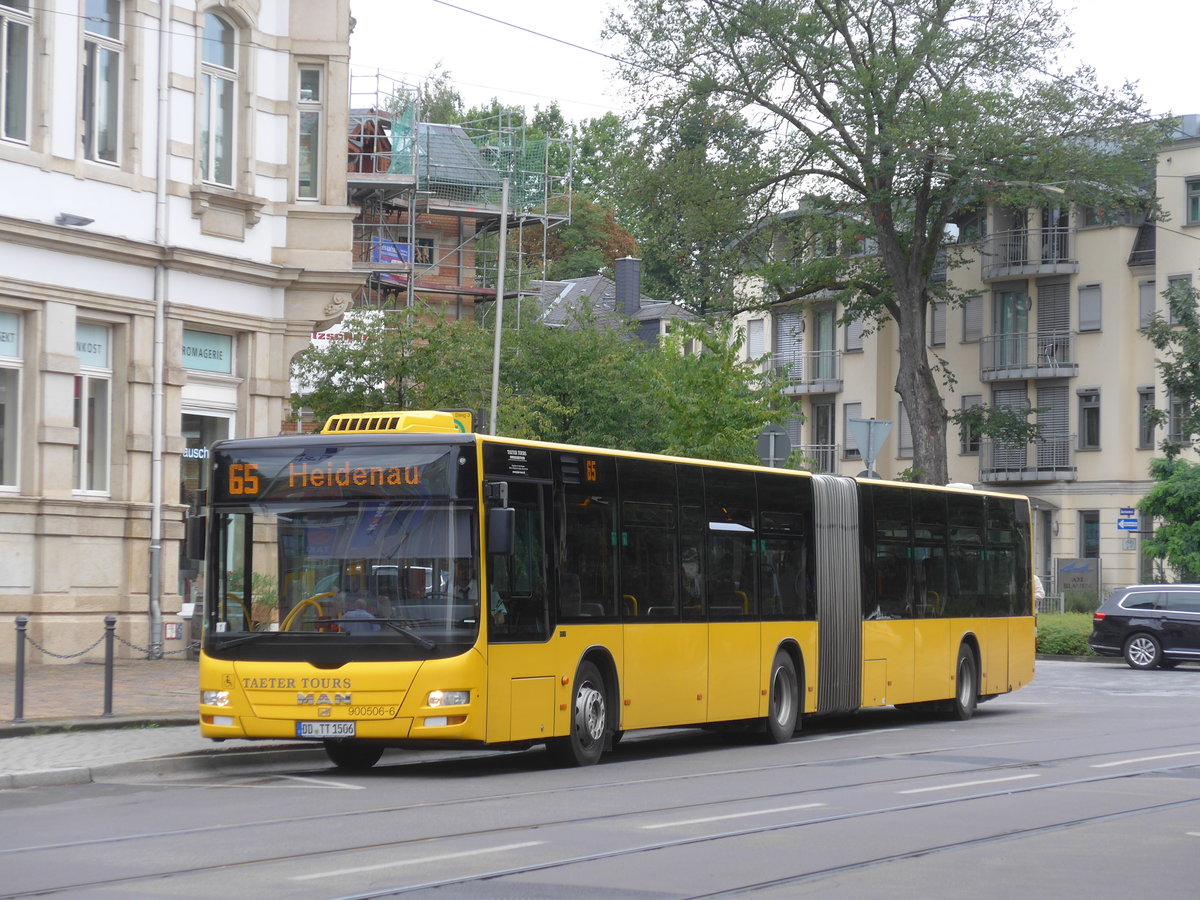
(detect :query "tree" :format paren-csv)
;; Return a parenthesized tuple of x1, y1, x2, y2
(608, 0, 1171, 483)
(1142, 280, 1200, 456)
(1139, 458, 1200, 583)
(292, 306, 792, 463)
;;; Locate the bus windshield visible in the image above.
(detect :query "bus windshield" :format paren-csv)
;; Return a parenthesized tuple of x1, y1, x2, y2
(205, 499, 481, 659)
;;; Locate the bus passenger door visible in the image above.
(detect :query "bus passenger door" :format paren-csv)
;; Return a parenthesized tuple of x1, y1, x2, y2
(485, 480, 554, 744)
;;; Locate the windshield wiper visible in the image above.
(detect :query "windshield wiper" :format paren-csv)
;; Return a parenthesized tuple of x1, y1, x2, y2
(213, 630, 279, 649)
(374, 618, 437, 650)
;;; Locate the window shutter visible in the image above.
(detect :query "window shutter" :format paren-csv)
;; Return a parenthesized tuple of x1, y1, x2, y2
(962, 294, 982, 342)
(1078, 284, 1101, 332)
(1138, 280, 1156, 328)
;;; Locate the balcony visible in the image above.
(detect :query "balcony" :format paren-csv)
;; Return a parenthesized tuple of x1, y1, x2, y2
(795, 444, 840, 474)
(773, 350, 842, 394)
(979, 330, 1078, 381)
(980, 227, 1077, 281)
(979, 435, 1076, 484)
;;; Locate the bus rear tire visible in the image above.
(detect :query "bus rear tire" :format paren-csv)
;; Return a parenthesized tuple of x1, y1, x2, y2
(763, 651, 799, 743)
(549, 660, 608, 766)
(949, 645, 978, 721)
(324, 740, 384, 771)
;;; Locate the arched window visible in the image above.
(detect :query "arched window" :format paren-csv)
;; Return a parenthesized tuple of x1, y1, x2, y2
(199, 11, 236, 186)
(82, 0, 121, 163)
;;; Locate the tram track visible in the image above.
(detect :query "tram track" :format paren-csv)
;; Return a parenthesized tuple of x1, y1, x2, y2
(4, 730, 1200, 898)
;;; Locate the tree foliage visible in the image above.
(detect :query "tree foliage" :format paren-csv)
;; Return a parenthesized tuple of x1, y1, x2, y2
(608, 0, 1171, 483)
(1139, 458, 1200, 583)
(1142, 281, 1200, 457)
(292, 307, 791, 464)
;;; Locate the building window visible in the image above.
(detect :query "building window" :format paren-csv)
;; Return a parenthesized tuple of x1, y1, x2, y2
(961, 293, 982, 343)
(199, 12, 237, 187)
(843, 402, 862, 459)
(297, 66, 321, 199)
(1138, 280, 1156, 328)
(0, 309, 20, 487)
(414, 237, 435, 267)
(746, 317, 764, 362)
(1078, 283, 1101, 332)
(929, 301, 946, 347)
(1, 0, 31, 144)
(844, 316, 864, 352)
(1168, 393, 1190, 447)
(1138, 387, 1156, 450)
(897, 402, 912, 459)
(1079, 510, 1100, 559)
(1167, 274, 1193, 326)
(82, 0, 121, 164)
(74, 321, 111, 493)
(1188, 178, 1200, 225)
(1078, 389, 1100, 450)
(960, 393, 982, 455)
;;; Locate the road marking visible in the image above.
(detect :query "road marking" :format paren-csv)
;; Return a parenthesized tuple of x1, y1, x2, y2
(898, 774, 1040, 794)
(290, 841, 544, 881)
(642, 803, 825, 829)
(1091, 751, 1200, 768)
(276, 774, 364, 789)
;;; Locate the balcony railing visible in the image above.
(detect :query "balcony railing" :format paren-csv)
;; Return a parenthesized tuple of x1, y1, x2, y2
(795, 444, 839, 474)
(773, 350, 842, 394)
(980, 227, 1077, 280)
(979, 330, 1078, 381)
(979, 435, 1076, 484)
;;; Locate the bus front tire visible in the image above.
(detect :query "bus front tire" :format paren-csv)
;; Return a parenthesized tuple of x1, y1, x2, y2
(549, 661, 608, 767)
(949, 645, 978, 721)
(324, 740, 384, 771)
(763, 651, 800, 742)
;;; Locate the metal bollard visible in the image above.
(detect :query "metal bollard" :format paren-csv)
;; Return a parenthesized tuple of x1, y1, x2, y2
(13, 616, 27, 723)
(103, 615, 116, 717)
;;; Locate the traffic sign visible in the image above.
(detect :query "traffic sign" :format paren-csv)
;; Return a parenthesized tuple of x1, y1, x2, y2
(1116, 518, 1138, 531)
(757, 425, 791, 467)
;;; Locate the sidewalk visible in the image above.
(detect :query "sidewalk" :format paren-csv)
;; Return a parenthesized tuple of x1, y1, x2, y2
(0, 658, 324, 789)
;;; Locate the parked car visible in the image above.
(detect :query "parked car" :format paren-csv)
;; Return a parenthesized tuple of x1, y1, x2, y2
(1089, 584, 1200, 669)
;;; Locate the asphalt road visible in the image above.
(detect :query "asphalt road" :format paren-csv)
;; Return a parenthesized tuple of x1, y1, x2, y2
(2, 659, 1199, 899)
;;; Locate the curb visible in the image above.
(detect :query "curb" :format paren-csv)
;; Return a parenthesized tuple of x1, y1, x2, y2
(0, 714, 197, 739)
(0, 742, 330, 791)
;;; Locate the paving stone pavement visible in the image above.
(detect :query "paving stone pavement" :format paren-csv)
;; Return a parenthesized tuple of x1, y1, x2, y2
(0, 657, 324, 788)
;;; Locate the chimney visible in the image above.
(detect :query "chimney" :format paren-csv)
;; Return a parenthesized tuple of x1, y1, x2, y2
(615, 256, 642, 316)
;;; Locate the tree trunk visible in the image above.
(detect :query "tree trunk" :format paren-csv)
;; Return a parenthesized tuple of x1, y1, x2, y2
(894, 292, 949, 485)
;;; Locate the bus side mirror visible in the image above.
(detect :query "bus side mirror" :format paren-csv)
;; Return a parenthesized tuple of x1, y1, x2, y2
(487, 507, 515, 555)
(185, 514, 207, 560)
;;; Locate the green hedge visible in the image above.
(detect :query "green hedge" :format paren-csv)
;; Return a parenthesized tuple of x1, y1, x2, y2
(1037, 612, 1098, 657)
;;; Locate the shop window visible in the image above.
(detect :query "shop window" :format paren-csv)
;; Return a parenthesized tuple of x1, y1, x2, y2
(0, 309, 20, 487)
(74, 321, 111, 492)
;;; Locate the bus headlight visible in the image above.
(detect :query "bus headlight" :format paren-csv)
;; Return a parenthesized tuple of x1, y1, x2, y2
(427, 690, 469, 707)
(201, 690, 230, 707)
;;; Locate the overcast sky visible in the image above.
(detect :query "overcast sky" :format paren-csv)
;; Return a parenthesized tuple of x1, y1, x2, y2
(349, 0, 1193, 124)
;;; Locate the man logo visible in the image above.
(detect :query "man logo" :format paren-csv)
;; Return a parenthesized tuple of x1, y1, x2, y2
(297, 692, 352, 705)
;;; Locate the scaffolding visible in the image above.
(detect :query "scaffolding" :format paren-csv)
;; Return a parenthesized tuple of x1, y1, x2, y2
(347, 73, 572, 315)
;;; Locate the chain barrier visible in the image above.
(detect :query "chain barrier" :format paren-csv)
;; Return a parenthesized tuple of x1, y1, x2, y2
(21, 631, 106, 660)
(10, 615, 199, 723)
(113, 632, 201, 657)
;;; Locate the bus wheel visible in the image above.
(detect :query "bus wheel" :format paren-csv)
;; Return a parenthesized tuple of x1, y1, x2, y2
(763, 651, 799, 743)
(949, 645, 978, 721)
(550, 661, 608, 766)
(324, 740, 384, 771)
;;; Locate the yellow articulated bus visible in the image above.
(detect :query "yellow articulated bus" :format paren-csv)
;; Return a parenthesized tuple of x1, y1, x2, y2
(193, 410, 1035, 769)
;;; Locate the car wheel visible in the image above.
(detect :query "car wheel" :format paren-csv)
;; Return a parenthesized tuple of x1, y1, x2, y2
(1123, 633, 1161, 670)
(549, 661, 608, 766)
(949, 645, 978, 721)
(763, 651, 800, 743)
(324, 740, 384, 771)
